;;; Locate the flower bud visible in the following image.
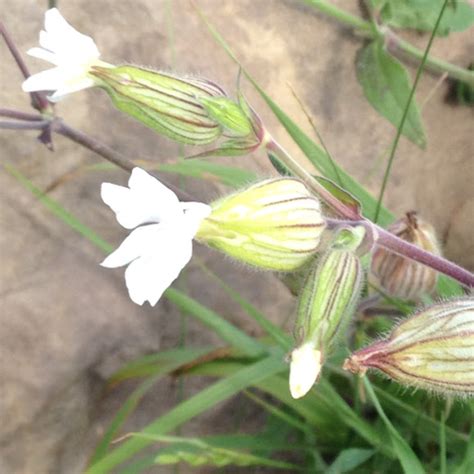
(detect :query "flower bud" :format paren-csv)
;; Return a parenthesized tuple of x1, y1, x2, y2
(343, 297, 474, 397)
(289, 229, 364, 398)
(90, 65, 226, 145)
(195, 178, 326, 271)
(371, 212, 441, 300)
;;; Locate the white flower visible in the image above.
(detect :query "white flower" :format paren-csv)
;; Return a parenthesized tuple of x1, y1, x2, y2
(289, 342, 322, 399)
(22, 8, 108, 101)
(101, 168, 211, 306)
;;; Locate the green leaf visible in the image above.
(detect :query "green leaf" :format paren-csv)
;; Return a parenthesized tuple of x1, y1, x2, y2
(85, 356, 286, 473)
(90, 347, 213, 464)
(164, 287, 265, 357)
(327, 448, 375, 473)
(267, 150, 293, 176)
(363, 378, 425, 474)
(198, 263, 292, 350)
(314, 176, 362, 217)
(87, 159, 256, 189)
(454, 423, 474, 474)
(356, 40, 426, 148)
(376, 0, 474, 37)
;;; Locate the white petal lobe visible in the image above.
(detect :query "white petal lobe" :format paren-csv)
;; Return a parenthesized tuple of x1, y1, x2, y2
(289, 344, 321, 399)
(100, 168, 210, 306)
(22, 8, 101, 99)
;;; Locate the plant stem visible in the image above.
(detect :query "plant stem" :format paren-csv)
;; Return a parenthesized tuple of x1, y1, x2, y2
(0, 119, 51, 130)
(305, 0, 474, 86)
(326, 217, 474, 288)
(0, 108, 44, 121)
(53, 119, 136, 173)
(266, 138, 361, 220)
(387, 30, 474, 86)
(0, 20, 50, 112)
(304, 0, 372, 33)
(377, 226, 474, 288)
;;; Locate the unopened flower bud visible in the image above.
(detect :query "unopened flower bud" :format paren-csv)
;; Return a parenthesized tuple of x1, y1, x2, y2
(289, 228, 364, 398)
(195, 178, 326, 271)
(90, 65, 227, 145)
(343, 297, 474, 397)
(371, 211, 441, 300)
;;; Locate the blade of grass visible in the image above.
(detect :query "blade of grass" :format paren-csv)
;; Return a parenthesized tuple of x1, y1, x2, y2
(120, 433, 301, 470)
(108, 347, 214, 384)
(363, 377, 425, 474)
(244, 390, 309, 433)
(85, 355, 285, 473)
(164, 288, 265, 357)
(197, 260, 292, 350)
(453, 423, 474, 474)
(374, 0, 450, 222)
(185, 359, 397, 458)
(91, 347, 213, 464)
(374, 386, 468, 448)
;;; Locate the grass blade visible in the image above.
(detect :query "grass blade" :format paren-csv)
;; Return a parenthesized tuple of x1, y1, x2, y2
(363, 377, 425, 474)
(85, 356, 285, 473)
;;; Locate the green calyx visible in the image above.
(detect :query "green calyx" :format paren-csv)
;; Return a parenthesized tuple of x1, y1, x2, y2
(90, 65, 226, 145)
(200, 96, 253, 137)
(196, 178, 327, 271)
(294, 232, 364, 354)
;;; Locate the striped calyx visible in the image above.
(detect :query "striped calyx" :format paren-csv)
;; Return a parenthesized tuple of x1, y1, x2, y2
(289, 230, 364, 398)
(89, 65, 228, 145)
(195, 178, 326, 271)
(371, 211, 441, 300)
(343, 298, 474, 397)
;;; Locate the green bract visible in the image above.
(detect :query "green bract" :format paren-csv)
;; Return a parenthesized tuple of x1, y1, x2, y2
(196, 178, 326, 271)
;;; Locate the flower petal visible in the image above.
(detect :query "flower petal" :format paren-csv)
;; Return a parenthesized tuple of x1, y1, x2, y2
(41, 8, 100, 62)
(101, 168, 184, 229)
(22, 67, 67, 92)
(128, 168, 182, 222)
(181, 202, 212, 235)
(100, 224, 165, 268)
(26, 47, 59, 64)
(289, 344, 321, 399)
(124, 233, 193, 306)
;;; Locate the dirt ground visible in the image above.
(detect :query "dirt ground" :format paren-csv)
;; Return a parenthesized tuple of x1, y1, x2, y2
(1, 1, 473, 472)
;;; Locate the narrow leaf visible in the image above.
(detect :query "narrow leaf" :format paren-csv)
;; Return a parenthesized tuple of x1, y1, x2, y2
(363, 377, 425, 474)
(85, 356, 285, 473)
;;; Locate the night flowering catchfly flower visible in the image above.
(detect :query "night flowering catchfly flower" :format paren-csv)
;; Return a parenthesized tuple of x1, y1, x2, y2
(101, 168, 210, 306)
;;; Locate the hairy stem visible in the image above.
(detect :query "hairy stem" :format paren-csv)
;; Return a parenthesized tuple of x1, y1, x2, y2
(326, 218, 474, 288)
(265, 138, 361, 220)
